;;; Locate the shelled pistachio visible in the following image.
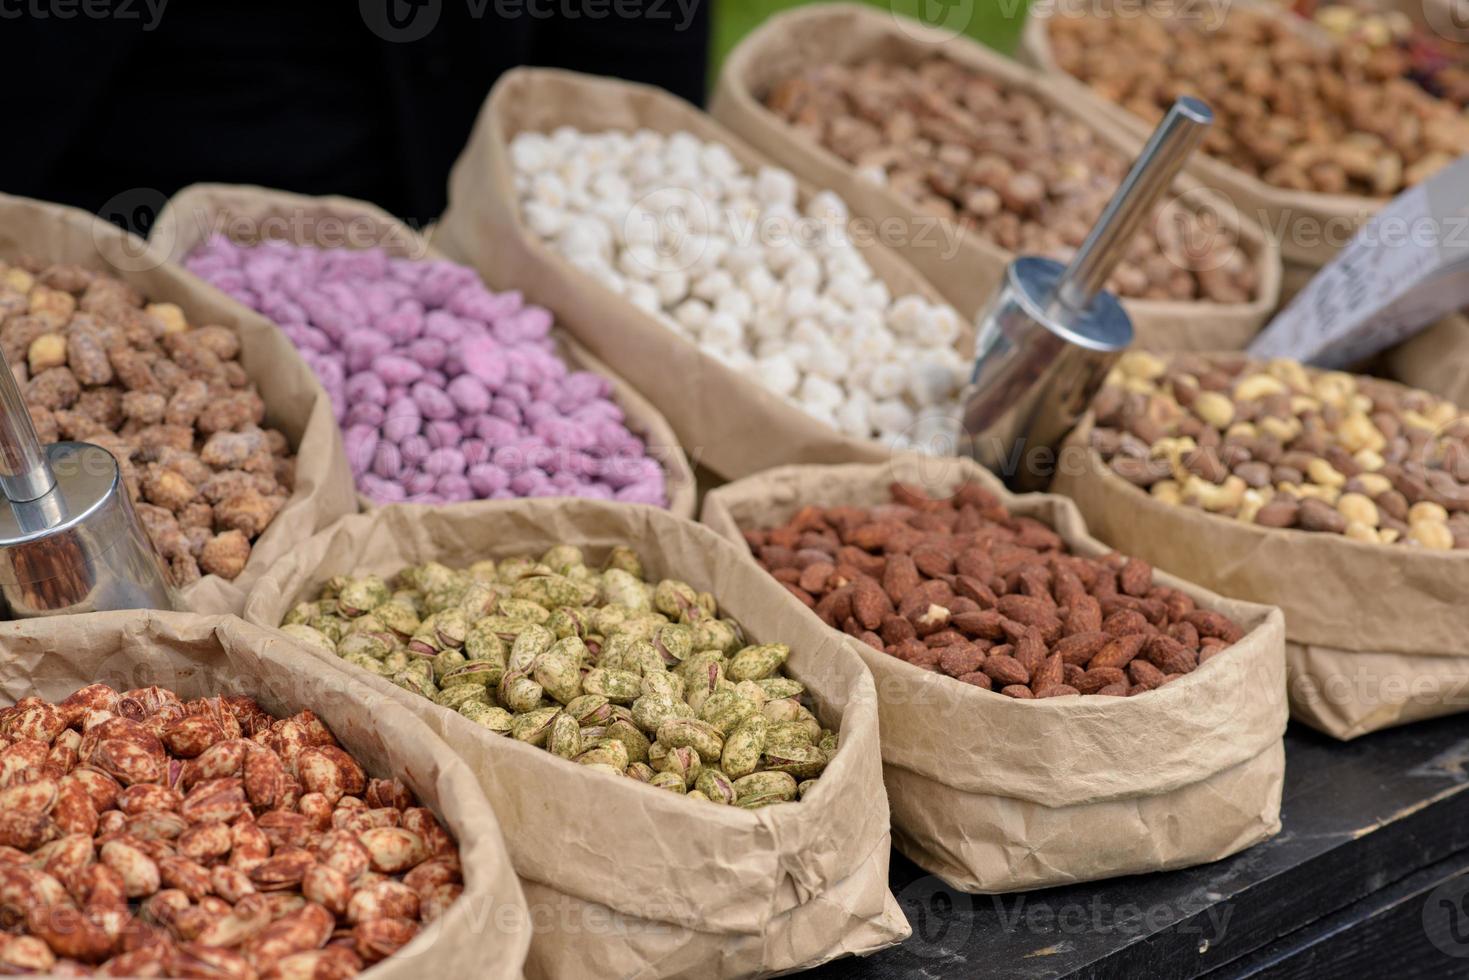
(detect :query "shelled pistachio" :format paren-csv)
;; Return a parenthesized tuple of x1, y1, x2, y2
(280, 546, 837, 808)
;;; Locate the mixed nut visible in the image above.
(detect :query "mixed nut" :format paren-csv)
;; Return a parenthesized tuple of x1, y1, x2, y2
(763, 57, 1259, 303)
(510, 127, 968, 450)
(1282, 1, 1469, 107)
(0, 258, 295, 585)
(743, 482, 1246, 698)
(185, 237, 668, 508)
(0, 683, 461, 976)
(280, 547, 837, 807)
(1091, 351, 1469, 549)
(1047, 1, 1469, 195)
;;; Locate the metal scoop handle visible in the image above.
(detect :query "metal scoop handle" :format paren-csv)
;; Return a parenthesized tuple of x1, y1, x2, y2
(0, 347, 55, 504)
(1050, 96, 1214, 316)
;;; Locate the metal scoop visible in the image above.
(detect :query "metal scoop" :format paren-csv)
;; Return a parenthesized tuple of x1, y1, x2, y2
(0, 346, 174, 617)
(960, 96, 1213, 491)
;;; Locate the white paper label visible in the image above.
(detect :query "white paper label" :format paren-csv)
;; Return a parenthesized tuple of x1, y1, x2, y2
(1249, 156, 1469, 368)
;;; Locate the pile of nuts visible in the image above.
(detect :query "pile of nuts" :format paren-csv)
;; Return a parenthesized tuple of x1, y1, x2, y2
(742, 482, 1246, 698)
(186, 237, 667, 508)
(509, 127, 968, 450)
(281, 546, 837, 808)
(763, 58, 1259, 303)
(0, 259, 295, 585)
(1090, 351, 1469, 549)
(1047, 2, 1469, 195)
(1285, 1, 1469, 107)
(0, 683, 461, 976)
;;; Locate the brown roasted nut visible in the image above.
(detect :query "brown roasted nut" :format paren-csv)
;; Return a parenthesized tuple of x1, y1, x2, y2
(357, 828, 429, 875)
(763, 55, 1257, 302)
(0, 682, 464, 976)
(1048, 2, 1469, 197)
(745, 481, 1246, 697)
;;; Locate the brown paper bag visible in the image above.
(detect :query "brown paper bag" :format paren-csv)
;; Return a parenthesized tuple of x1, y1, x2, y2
(0, 610, 531, 979)
(710, 3, 1282, 350)
(1020, 0, 1383, 270)
(435, 67, 968, 481)
(1382, 314, 1469, 409)
(241, 500, 909, 978)
(700, 456, 1287, 893)
(1054, 416, 1469, 739)
(0, 192, 357, 616)
(151, 183, 697, 519)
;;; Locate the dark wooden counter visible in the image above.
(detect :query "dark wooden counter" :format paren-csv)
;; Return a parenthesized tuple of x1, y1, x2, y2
(805, 715, 1469, 979)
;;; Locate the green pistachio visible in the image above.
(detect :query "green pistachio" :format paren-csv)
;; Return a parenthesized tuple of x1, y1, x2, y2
(732, 771, 797, 805)
(694, 768, 736, 805)
(728, 643, 790, 682)
(338, 576, 390, 617)
(575, 739, 629, 771)
(461, 702, 512, 735)
(625, 762, 655, 782)
(547, 606, 594, 640)
(582, 668, 641, 704)
(763, 744, 827, 779)
(653, 579, 699, 620)
(511, 707, 559, 746)
(605, 719, 651, 766)
(319, 575, 350, 600)
(283, 601, 321, 627)
(500, 673, 546, 713)
(442, 659, 503, 690)
(281, 625, 335, 658)
(648, 771, 686, 794)
(548, 712, 581, 759)
(498, 598, 551, 625)
(436, 684, 490, 711)
(463, 623, 508, 664)
(564, 694, 612, 727)
(721, 715, 767, 780)
(640, 671, 684, 701)
(532, 646, 584, 705)
(430, 648, 468, 682)
(655, 718, 724, 763)
(509, 625, 556, 672)
(600, 569, 651, 611)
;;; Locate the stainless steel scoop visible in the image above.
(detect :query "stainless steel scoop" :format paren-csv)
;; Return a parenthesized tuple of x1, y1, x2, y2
(0, 346, 174, 617)
(960, 96, 1214, 491)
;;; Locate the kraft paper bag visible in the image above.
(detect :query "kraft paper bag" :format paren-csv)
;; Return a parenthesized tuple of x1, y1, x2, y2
(701, 456, 1287, 892)
(710, 2, 1282, 350)
(435, 67, 969, 481)
(152, 183, 696, 519)
(1383, 314, 1469, 410)
(0, 609, 531, 980)
(242, 500, 910, 978)
(1020, 0, 1384, 270)
(0, 192, 357, 616)
(1055, 416, 1469, 739)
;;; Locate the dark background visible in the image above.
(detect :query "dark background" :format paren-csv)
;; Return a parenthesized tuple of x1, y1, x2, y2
(0, 0, 710, 233)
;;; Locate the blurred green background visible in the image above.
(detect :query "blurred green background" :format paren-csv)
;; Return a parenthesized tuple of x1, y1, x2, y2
(712, 0, 1030, 71)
